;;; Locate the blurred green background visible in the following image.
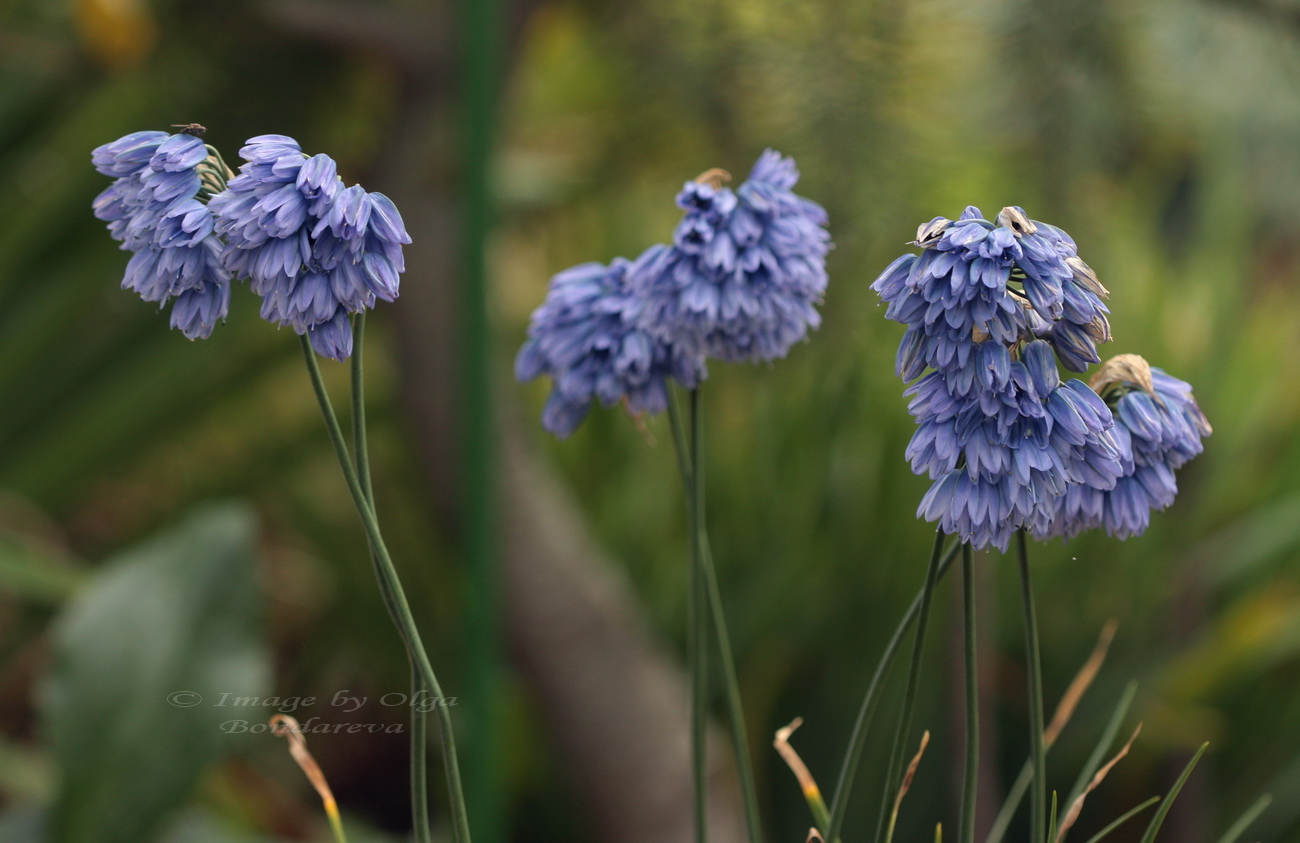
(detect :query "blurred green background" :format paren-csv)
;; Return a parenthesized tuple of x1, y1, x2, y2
(2, 0, 1300, 841)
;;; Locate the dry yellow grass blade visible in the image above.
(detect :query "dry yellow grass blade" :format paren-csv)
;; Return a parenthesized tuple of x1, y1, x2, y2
(775, 718, 821, 803)
(775, 717, 832, 831)
(270, 714, 348, 843)
(1055, 723, 1143, 843)
(1046, 619, 1118, 746)
(886, 728, 931, 843)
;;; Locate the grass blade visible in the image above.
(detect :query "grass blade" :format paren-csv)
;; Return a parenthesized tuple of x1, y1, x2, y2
(1137, 743, 1209, 843)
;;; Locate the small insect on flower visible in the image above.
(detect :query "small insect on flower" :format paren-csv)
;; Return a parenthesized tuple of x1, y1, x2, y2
(631, 149, 832, 363)
(92, 128, 232, 339)
(172, 123, 207, 137)
(208, 134, 411, 360)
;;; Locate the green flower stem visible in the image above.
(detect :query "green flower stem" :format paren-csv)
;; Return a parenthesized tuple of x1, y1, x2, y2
(690, 395, 709, 843)
(349, 315, 431, 843)
(960, 543, 977, 843)
(825, 534, 960, 843)
(668, 389, 764, 843)
(1017, 530, 1047, 843)
(300, 337, 470, 843)
(699, 537, 763, 843)
(409, 672, 432, 843)
(350, 314, 375, 505)
(869, 528, 948, 843)
(686, 390, 707, 843)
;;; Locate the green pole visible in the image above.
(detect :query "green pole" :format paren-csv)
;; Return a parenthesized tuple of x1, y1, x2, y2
(460, 0, 503, 839)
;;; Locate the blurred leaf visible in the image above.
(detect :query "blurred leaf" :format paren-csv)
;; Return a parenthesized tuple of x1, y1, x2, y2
(0, 805, 45, 843)
(1214, 793, 1271, 843)
(42, 504, 270, 843)
(0, 536, 86, 605)
(0, 734, 54, 802)
(74, 0, 157, 70)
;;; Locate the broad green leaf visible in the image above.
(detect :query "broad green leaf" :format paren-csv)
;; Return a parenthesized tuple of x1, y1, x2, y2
(42, 504, 270, 843)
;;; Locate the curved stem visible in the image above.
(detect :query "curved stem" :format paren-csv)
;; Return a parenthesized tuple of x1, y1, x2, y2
(300, 337, 471, 843)
(869, 528, 947, 843)
(350, 315, 431, 843)
(825, 535, 960, 842)
(1018, 531, 1046, 843)
(960, 543, 978, 843)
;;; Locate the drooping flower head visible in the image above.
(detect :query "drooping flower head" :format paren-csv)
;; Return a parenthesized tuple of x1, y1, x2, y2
(873, 206, 1110, 390)
(208, 135, 410, 360)
(631, 149, 831, 363)
(91, 128, 232, 339)
(904, 339, 1125, 550)
(516, 258, 705, 438)
(1035, 355, 1212, 540)
(873, 207, 1124, 550)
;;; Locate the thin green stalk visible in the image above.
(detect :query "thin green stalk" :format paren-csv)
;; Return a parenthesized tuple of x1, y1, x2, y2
(691, 389, 711, 843)
(1214, 793, 1271, 843)
(960, 543, 978, 843)
(1061, 682, 1139, 825)
(988, 683, 1137, 843)
(1018, 531, 1047, 843)
(825, 536, 961, 842)
(351, 315, 430, 843)
(410, 672, 431, 843)
(300, 338, 471, 843)
(668, 393, 708, 843)
(869, 528, 948, 843)
(1136, 743, 1208, 843)
(350, 313, 374, 504)
(698, 543, 762, 842)
(1081, 797, 1160, 843)
(668, 388, 764, 843)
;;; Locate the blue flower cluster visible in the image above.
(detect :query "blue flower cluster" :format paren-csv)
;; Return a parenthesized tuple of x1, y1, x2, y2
(875, 207, 1129, 549)
(1034, 357, 1211, 539)
(517, 149, 830, 436)
(875, 207, 1208, 546)
(209, 135, 409, 360)
(92, 130, 232, 339)
(633, 151, 831, 363)
(515, 259, 705, 438)
(93, 130, 409, 360)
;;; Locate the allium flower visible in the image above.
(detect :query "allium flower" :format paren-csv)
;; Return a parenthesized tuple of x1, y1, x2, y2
(209, 135, 409, 360)
(1035, 355, 1211, 540)
(871, 207, 1130, 549)
(516, 258, 705, 438)
(92, 130, 232, 339)
(903, 339, 1124, 550)
(873, 206, 1110, 385)
(631, 149, 831, 363)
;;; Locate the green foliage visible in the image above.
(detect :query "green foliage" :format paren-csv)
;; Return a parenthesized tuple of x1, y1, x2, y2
(42, 505, 270, 843)
(0, 0, 1298, 839)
